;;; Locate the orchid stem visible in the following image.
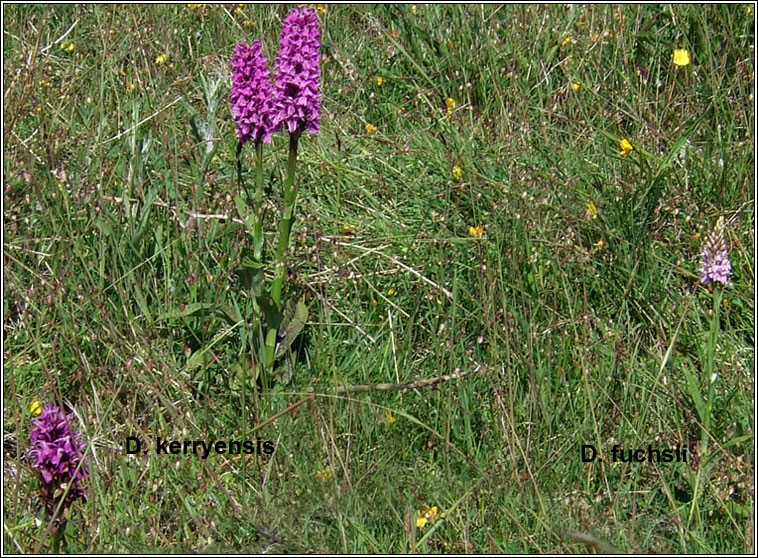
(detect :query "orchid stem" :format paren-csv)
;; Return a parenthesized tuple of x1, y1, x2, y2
(52, 523, 64, 554)
(266, 132, 300, 368)
(253, 141, 265, 261)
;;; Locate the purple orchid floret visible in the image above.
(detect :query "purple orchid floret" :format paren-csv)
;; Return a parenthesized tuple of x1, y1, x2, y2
(29, 404, 88, 511)
(699, 217, 732, 286)
(271, 7, 322, 136)
(230, 39, 276, 144)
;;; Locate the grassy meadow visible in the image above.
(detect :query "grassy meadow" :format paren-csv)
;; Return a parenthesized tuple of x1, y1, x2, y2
(3, 3, 755, 554)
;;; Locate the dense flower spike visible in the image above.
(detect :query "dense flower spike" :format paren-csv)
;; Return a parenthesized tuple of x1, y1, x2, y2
(28, 404, 88, 517)
(699, 217, 732, 286)
(230, 40, 276, 144)
(272, 7, 321, 135)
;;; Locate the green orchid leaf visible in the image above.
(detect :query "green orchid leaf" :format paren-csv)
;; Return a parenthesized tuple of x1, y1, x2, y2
(276, 298, 308, 359)
(257, 295, 283, 331)
(240, 256, 266, 297)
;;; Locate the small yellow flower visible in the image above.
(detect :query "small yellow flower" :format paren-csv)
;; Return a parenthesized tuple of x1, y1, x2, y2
(60, 41, 75, 53)
(411, 4, 417, 15)
(561, 36, 572, 47)
(595, 239, 605, 249)
(452, 165, 463, 181)
(365, 123, 377, 133)
(125, 81, 136, 91)
(396, 106, 404, 114)
(376, 76, 384, 86)
(416, 504, 438, 529)
(571, 81, 581, 93)
(316, 466, 334, 482)
(592, 32, 600, 42)
(619, 138, 633, 157)
(383, 410, 396, 426)
(585, 200, 598, 220)
(316, 4, 327, 16)
(29, 400, 42, 417)
(155, 53, 169, 65)
(387, 288, 395, 296)
(469, 225, 484, 238)
(445, 97, 456, 118)
(341, 224, 356, 234)
(673, 48, 690, 67)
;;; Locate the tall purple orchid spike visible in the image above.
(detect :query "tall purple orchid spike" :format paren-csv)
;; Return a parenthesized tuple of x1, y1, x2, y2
(699, 217, 732, 286)
(230, 39, 276, 144)
(28, 404, 89, 521)
(271, 7, 322, 136)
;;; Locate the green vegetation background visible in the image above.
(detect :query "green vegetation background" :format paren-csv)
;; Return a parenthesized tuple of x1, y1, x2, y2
(3, 3, 754, 554)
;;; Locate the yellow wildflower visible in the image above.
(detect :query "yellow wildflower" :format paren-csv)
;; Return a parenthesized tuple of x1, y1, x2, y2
(396, 106, 404, 114)
(29, 400, 42, 417)
(452, 165, 463, 181)
(571, 81, 581, 93)
(561, 36, 572, 47)
(376, 76, 384, 86)
(585, 200, 597, 220)
(60, 41, 75, 53)
(595, 239, 605, 249)
(155, 53, 169, 65)
(365, 123, 377, 134)
(316, 4, 327, 16)
(469, 225, 484, 238)
(619, 138, 633, 157)
(445, 97, 456, 118)
(125, 81, 136, 91)
(673, 48, 690, 67)
(187, 3, 210, 17)
(416, 504, 438, 529)
(383, 410, 396, 426)
(411, 4, 417, 15)
(387, 288, 395, 296)
(316, 466, 334, 482)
